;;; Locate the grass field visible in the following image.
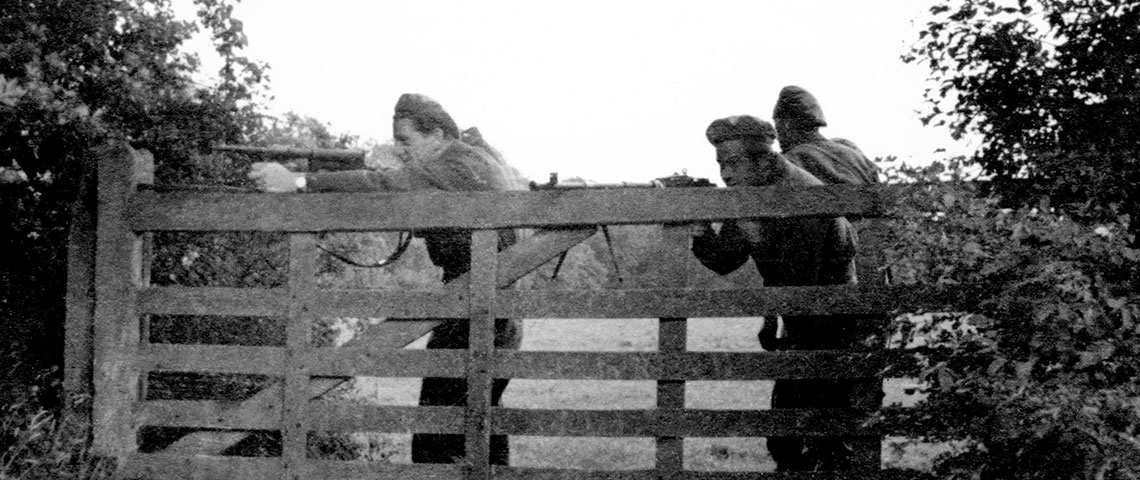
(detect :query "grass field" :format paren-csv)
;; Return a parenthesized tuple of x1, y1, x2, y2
(337, 317, 942, 472)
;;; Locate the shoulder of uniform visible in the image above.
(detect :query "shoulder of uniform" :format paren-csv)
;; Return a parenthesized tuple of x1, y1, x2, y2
(774, 155, 825, 186)
(440, 139, 493, 163)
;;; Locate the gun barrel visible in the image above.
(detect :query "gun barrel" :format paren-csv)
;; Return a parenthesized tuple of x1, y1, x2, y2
(214, 144, 366, 162)
(530, 180, 659, 190)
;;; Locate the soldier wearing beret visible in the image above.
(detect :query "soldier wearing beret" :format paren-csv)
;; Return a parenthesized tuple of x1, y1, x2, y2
(773, 86, 880, 185)
(251, 93, 523, 466)
(691, 115, 863, 471)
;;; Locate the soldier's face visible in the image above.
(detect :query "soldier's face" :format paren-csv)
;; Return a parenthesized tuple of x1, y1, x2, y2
(393, 118, 446, 164)
(715, 140, 766, 187)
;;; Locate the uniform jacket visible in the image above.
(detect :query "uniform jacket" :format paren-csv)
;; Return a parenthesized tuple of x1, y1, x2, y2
(305, 140, 525, 282)
(783, 136, 879, 185)
(691, 155, 857, 287)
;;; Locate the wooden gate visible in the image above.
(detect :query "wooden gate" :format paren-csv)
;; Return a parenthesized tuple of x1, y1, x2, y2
(68, 143, 963, 479)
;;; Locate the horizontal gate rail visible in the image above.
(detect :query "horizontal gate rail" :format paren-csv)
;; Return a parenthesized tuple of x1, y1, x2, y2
(138, 284, 982, 318)
(119, 454, 934, 480)
(128, 184, 892, 231)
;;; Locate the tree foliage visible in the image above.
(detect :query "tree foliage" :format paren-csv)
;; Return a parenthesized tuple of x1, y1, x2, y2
(882, 161, 1140, 479)
(905, 0, 1140, 222)
(0, 0, 267, 400)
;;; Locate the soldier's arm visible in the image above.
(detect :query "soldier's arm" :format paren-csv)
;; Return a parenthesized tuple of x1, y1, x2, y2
(305, 167, 433, 192)
(250, 161, 434, 193)
(691, 221, 751, 275)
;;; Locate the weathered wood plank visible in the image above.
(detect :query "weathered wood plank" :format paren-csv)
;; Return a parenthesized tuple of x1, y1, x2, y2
(129, 184, 891, 232)
(139, 345, 921, 380)
(143, 401, 929, 445)
(140, 344, 283, 375)
(491, 408, 876, 437)
(496, 284, 981, 318)
(139, 287, 289, 317)
(304, 460, 463, 480)
(138, 283, 980, 319)
(122, 456, 926, 480)
(492, 470, 660, 480)
(91, 142, 145, 458)
(851, 217, 891, 471)
(656, 317, 685, 473)
(491, 350, 907, 380)
(466, 230, 498, 480)
(308, 404, 465, 433)
(137, 399, 279, 430)
(655, 226, 689, 473)
(283, 234, 317, 479)
(493, 468, 931, 480)
(120, 454, 282, 480)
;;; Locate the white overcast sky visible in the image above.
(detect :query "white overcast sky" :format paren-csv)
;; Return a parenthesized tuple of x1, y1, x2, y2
(176, 0, 974, 183)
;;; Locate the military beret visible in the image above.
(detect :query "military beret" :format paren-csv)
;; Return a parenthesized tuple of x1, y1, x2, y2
(772, 85, 827, 127)
(394, 93, 460, 138)
(705, 115, 777, 145)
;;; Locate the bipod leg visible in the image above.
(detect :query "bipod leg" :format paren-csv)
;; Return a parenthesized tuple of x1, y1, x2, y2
(550, 250, 569, 280)
(601, 225, 623, 284)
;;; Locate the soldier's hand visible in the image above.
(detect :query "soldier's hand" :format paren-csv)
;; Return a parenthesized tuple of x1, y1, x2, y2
(249, 162, 301, 193)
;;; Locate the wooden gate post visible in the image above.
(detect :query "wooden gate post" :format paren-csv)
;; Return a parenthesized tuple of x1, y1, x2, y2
(91, 142, 152, 460)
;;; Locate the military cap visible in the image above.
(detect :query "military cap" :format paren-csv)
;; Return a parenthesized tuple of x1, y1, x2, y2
(394, 93, 460, 138)
(705, 115, 777, 146)
(772, 85, 828, 127)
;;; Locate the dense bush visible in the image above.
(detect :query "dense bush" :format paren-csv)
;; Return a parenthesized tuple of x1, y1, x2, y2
(0, 0, 267, 404)
(882, 161, 1140, 479)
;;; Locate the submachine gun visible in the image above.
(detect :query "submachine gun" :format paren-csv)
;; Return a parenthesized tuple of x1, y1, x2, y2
(529, 171, 714, 282)
(213, 144, 412, 268)
(528, 171, 713, 190)
(212, 144, 367, 172)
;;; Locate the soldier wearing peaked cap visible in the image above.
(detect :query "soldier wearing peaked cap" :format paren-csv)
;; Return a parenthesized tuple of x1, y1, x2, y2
(250, 93, 524, 466)
(693, 115, 856, 283)
(773, 86, 880, 185)
(692, 114, 874, 472)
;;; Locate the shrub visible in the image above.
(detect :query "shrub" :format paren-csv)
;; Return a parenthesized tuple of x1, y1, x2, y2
(1, 394, 113, 480)
(882, 160, 1140, 479)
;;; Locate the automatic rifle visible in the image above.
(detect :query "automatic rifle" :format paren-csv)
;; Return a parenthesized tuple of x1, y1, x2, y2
(529, 171, 714, 282)
(213, 144, 411, 268)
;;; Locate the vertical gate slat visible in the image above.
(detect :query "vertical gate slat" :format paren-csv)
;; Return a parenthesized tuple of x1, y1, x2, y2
(656, 317, 686, 473)
(465, 230, 498, 480)
(655, 224, 691, 474)
(850, 216, 891, 470)
(284, 234, 318, 479)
